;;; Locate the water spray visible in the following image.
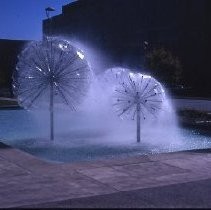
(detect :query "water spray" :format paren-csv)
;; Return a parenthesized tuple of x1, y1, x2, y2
(113, 72, 165, 143)
(13, 37, 91, 141)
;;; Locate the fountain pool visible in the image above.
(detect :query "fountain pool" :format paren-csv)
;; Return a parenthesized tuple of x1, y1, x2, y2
(3, 38, 210, 164)
(0, 108, 211, 163)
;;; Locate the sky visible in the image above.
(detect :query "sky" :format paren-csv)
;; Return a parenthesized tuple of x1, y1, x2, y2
(0, 0, 75, 41)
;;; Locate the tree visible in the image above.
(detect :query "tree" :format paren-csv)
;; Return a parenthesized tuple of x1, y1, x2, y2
(145, 47, 183, 86)
(0, 69, 10, 88)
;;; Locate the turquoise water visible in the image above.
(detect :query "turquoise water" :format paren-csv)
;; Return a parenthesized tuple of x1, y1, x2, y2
(0, 109, 211, 163)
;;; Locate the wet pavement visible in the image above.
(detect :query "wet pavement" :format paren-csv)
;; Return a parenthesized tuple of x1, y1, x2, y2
(1, 142, 211, 208)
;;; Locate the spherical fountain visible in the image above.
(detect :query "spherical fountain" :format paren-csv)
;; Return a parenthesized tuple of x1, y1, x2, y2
(13, 37, 91, 141)
(112, 72, 165, 143)
(97, 67, 182, 147)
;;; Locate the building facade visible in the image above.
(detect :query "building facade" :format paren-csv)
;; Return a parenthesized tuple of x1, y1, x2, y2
(43, 0, 211, 96)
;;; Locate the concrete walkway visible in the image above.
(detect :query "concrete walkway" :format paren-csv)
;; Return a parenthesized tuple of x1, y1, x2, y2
(1, 142, 211, 208)
(172, 98, 211, 111)
(24, 178, 211, 208)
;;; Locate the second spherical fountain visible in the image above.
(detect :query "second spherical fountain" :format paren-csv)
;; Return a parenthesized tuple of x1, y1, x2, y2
(113, 72, 165, 142)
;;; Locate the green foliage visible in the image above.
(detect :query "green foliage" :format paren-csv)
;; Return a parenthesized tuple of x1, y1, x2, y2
(145, 48, 183, 86)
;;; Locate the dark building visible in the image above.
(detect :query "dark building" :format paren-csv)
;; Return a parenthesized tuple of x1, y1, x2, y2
(0, 39, 28, 97)
(43, 0, 211, 96)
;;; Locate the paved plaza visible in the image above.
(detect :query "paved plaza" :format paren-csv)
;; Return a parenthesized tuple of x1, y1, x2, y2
(0, 142, 211, 208)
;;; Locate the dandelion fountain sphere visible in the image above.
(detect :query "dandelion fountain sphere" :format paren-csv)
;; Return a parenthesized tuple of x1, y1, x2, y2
(12, 37, 91, 141)
(98, 67, 177, 145)
(112, 72, 165, 143)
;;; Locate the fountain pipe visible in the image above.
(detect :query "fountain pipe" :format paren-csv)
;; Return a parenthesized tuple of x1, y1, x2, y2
(136, 93, 141, 143)
(50, 77, 54, 141)
(46, 6, 55, 141)
(49, 38, 54, 141)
